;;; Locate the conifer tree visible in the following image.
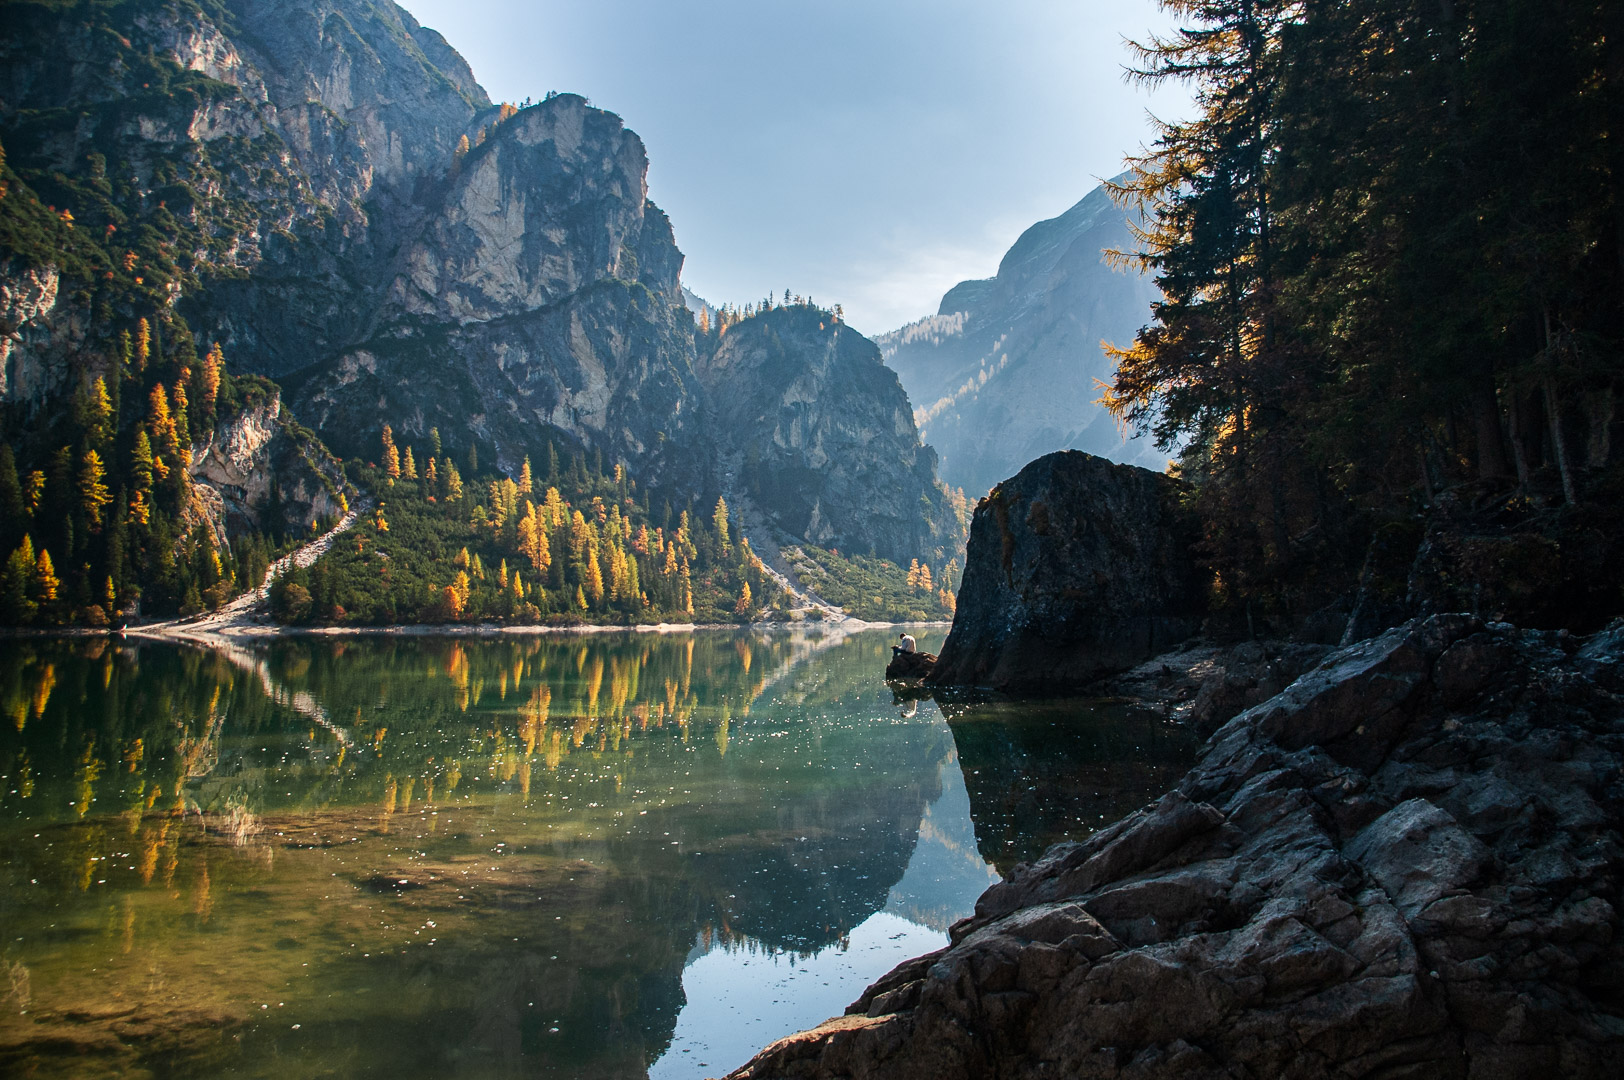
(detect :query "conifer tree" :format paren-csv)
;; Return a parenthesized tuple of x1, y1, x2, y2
(0, 536, 37, 624)
(713, 497, 731, 557)
(0, 445, 23, 529)
(134, 318, 150, 374)
(201, 344, 223, 415)
(79, 450, 111, 530)
(34, 547, 59, 606)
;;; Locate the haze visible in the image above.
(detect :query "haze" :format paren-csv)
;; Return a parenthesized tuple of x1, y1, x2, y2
(398, 0, 1189, 335)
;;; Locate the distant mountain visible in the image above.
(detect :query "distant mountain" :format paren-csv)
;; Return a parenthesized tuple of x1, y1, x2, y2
(875, 179, 1163, 497)
(681, 286, 718, 326)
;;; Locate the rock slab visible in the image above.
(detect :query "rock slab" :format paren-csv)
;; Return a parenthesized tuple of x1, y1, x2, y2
(728, 615, 1624, 1079)
(929, 450, 1203, 691)
(885, 651, 938, 680)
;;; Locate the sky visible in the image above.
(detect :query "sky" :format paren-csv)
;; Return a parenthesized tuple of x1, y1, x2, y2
(398, 0, 1191, 336)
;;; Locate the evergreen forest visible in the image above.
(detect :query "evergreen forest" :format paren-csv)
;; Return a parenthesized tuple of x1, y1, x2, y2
(1104, 0, 1624, 633)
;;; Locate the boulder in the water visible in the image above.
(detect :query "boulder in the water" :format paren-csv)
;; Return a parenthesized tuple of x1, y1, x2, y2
(885, 650, 937, 679)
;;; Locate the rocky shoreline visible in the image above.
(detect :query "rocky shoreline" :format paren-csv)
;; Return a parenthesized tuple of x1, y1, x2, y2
(726, 614, 1624, 1078)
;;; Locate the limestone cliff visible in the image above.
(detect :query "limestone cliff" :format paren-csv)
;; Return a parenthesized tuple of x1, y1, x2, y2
(929, 450, 1204, 690)
(696, 306, 958, 564)
(292, 94, 712, 492)
(0, 0, 491, 406)
(875, 180, 1162, 497)
(182, 390, 351, 550)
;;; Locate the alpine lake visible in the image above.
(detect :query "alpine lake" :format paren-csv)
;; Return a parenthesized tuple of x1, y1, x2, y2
(0, 627, 1196, 1079)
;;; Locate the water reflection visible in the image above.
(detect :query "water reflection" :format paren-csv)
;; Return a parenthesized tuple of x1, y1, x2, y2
(0, 629, 1193, 1079)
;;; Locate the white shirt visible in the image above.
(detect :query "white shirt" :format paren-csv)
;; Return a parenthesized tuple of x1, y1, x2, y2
(899, 635, 917, 653)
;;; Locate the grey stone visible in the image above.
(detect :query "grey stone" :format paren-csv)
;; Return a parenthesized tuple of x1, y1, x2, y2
(726, 616, 1624, 1080)
(929, 450, 1204, 691)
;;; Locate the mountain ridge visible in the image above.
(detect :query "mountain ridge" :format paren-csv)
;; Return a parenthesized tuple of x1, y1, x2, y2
(876, 178, 1162, 497)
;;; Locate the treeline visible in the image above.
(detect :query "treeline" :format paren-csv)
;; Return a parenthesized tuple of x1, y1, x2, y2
(271, 429, 786, 626)
(781, 546, 958, 623)
(1105, 0, 1624, 631)
(1, 312, 299, 626)
(694, 290, 843, 338)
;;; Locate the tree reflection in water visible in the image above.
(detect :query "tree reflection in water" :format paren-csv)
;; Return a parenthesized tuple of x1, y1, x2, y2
(0, 629, 1193, 1079)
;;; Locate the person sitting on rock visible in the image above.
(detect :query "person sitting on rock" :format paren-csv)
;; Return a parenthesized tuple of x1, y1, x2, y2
(892, 632, 917, 658)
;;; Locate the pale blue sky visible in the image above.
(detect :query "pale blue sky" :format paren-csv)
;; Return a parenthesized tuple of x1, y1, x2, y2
(398, 0, 1189, 335)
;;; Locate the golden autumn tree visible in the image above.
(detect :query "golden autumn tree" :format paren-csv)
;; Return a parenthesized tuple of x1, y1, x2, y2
(201, 344, 223, 414)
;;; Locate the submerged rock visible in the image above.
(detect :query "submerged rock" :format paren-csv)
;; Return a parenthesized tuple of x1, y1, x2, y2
(885, 650, 938, 680)
(727, 615, 1624, 1079)
(929, 450, 1204, 691)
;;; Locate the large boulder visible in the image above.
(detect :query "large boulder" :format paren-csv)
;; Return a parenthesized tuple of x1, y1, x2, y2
(929, 451, 1204, 690)
(726, 615, 1624, 1079)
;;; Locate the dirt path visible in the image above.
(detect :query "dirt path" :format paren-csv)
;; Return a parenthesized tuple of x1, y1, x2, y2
(724, 488, 848, 619)
(128, 500, 372, 644)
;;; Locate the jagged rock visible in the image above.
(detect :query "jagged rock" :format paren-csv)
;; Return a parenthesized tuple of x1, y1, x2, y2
(182, 391, 350, 547)
(292, 92, 713, 492)
(885, 651, 938, 680)
(929, 450, 1204, 691)
(727, 615, 1624, 1079)
(696, 306, 959, 563)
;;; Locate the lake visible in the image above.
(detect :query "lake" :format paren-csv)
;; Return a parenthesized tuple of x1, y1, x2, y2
(0, 627, 1196, 1079)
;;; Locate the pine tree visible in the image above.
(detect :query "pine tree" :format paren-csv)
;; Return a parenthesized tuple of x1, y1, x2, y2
(402, 446, 418, 481)
(82, 377, 114, 448)
(1, 536, 37, 624)
(79, 450, 111, 530)
(585, 548, 604, 608)
(382, 425, 400, 480)
(713, 497, 731, 557)
(34, 547, 59, 606)
(0, 445, 23, 531)
(201, 343, 223, 416)
(134, 318, 150, 374)
(518, 456, 533, 495)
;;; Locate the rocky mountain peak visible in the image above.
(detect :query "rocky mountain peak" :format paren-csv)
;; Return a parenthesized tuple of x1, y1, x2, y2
(391, 94, 667, 323)
(695, 305, 959, 564)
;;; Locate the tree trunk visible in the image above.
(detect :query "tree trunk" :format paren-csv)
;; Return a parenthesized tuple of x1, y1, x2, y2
(1584, 386, 1615, 468)
(1472, 379, 1510, 480)
(1542, 309, 1577, 506)
(1508, 392, 1530, 487)
(1544, 378, 1576, 505)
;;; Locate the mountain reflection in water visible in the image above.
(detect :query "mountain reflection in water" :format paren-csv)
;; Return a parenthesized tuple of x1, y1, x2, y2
(0, 628, 1194, 1079)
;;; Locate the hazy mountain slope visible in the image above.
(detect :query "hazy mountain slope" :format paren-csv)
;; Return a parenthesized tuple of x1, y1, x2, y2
(875, 179, 1163, 496)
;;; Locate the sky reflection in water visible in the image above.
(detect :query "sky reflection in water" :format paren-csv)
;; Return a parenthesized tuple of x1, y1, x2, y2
(0, 627, 1194, 1079)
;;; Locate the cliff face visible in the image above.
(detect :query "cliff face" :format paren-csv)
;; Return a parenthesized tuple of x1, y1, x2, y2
(875, 180, 1162, 497)
(0, 0, 957, 566)
(291, 94, 713, 489)
(0, 0, 489, 407)
(929, 450, 1204, 690)
(696, 307, 956, 564)
(183, 391, 350, 549)
(731, 615, 1624, 1080)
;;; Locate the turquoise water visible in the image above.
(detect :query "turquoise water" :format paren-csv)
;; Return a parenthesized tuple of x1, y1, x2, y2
(0, 628, 1195, 1078)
